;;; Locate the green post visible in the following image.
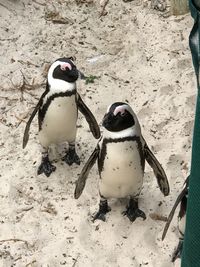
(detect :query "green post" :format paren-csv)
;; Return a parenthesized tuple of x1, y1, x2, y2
(181, 0, 200, 266)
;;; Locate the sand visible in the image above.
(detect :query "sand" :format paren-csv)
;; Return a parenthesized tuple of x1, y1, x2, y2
(0, 0, 195, 266)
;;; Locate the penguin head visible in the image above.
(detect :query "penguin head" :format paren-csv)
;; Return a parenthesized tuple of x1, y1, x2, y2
(48, 57, 85, 84)
(102, 102, 141, 135)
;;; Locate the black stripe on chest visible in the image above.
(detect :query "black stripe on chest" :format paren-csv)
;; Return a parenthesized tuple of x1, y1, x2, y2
(98, 136, 145, 173)
(38, 90, 76, 130)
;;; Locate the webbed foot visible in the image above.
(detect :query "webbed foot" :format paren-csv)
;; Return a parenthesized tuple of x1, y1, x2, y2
(37, 156, 56, 177)
(93, 199, 111, 222)
(122, 198, 146, 222)
(62, 149, 80, 166)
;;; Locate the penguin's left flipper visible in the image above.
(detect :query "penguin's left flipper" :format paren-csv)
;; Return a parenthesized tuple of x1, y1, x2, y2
(22, 97, 43, 149)
(162, 176, 189, 241)
(76, 93, 100, 139)
(143, 140, 170, 196)
(74, 144, 100, 199)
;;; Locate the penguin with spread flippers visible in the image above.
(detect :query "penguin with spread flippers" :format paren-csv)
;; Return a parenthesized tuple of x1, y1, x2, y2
(23, 57, 100, 177)
(162, 176, 189, 262)
(74, 102, 169, 222)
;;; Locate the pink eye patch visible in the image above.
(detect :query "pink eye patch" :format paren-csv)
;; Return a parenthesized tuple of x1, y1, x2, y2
(60, 62, 72, 71)
(113, 106, 127, 116)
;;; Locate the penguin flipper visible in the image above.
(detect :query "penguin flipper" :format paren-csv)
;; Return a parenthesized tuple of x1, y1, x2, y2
(23, 102, 41, 149)
(74, 144, 100, 199)
(76, 93, 100, 139)
(23, 84, 49, 149)
(23, 89, 48, 149)
(143, 140, 170, 196)
(162, 177, 189, 241)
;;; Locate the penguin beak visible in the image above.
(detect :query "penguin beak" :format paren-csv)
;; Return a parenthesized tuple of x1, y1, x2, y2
(78, 70, 86, 80)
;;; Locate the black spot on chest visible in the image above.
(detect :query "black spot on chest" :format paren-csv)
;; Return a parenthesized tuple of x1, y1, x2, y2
(98, 136, 145, 174)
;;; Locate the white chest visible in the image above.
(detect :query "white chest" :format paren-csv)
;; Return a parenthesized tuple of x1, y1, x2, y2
(38, 95, 78, 147)
(99, 140, 144, 199)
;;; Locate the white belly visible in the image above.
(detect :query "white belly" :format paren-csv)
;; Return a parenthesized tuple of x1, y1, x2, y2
(99, 140, 144, 199)
(39, 95, 77, 147)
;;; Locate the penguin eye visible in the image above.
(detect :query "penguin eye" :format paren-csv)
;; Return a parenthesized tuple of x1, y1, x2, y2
(69, 56, 76, 62)
(121, 111, 126, 117)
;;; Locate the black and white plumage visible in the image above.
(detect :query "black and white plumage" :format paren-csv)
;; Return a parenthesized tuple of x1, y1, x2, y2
(74, 102, 170, 222)
(23, 57, 100, 177)
(162, 176, 189, 262)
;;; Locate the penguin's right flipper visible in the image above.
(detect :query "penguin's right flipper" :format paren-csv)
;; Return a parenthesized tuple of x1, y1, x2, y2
(22, 87, 48, 149)
(23, 101, 41, 149)
(162, 176, 189, 241)
(74, 144, 100, 199)
(76, 93, 100, 139)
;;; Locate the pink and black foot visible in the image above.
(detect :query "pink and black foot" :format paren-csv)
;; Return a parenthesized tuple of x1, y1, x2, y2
(122, 198, 146, 222)
(62, 143, 80, 166)
(37, 155, 56, 177)
(93, 199, 111, 222)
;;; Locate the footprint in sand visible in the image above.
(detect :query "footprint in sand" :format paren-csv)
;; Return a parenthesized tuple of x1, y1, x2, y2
(185, 94, 196, 109)
(167, 154, 187, 179)
(183, 120, 194, 137)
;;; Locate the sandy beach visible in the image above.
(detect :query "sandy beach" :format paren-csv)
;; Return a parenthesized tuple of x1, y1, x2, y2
(0, 0, 195, 266)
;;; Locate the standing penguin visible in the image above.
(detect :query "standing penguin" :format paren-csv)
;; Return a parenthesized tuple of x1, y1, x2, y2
(74, 102, 170, 222)
(23, 57, 100, 177)
(162, 176, 189, 262)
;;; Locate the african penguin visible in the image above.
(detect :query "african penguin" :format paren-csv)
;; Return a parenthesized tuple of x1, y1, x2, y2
(74, 102, 170, 222)
(23, 57, 100, 177)
(162, 176, 189, 262)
